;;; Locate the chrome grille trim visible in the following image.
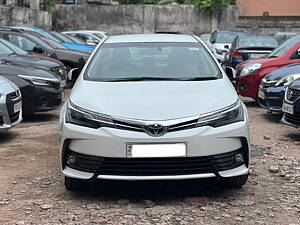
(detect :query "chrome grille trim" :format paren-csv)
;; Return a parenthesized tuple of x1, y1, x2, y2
(285, 88, 300, 103)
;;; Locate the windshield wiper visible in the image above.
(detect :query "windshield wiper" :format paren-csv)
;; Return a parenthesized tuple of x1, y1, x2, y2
(103, 77, 187, 82)
(180, 77, 219, 81)
(268, 55, 278, 58)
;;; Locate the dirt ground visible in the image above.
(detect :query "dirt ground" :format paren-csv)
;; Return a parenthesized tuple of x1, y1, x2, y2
(0, 97, 299, 225)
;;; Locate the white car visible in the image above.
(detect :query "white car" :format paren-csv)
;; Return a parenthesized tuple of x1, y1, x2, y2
(210, 31, 246, 64)
(59, 34, 250, 191)
(62, 30, 108, 46)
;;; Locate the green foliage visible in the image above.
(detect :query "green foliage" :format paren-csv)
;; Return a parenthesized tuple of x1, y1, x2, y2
(40, 0, 56, 11)
(184, 0, 232, 14)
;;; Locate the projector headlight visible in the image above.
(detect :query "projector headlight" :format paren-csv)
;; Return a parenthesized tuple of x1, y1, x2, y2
(196, 100, 244, 128)
(65, 101, 114, 129)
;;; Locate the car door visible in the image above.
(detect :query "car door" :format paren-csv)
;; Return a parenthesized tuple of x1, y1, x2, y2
(287, 43, 300, 65)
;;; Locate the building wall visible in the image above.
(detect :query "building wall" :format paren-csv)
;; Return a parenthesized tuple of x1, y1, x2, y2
(237, 0, 300, 16)
(52, 4, 300, 35)
(0, 5, 52, 29)
(52, 5, 213, 35)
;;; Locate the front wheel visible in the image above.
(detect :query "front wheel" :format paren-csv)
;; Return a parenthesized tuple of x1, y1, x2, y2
(221, 174, 248, 188)
(64, 177, 86, 191)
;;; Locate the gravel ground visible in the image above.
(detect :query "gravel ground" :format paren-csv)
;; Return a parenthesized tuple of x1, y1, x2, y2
(0, 97, 299, 225)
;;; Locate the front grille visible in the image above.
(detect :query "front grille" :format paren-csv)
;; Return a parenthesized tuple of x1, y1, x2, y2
(64, 149, 245, 176)
(9, 112, 20, 123)
(113, 118, 198, 135)
(283, 113, 300, 126)
(286, 88, 300, 102)
(7, 91, 20, 100)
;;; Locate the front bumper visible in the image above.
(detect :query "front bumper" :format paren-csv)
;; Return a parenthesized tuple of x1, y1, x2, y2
(21, 84, 64, 114)
(0, 93, 22, 130)
(281, 99, 300, 129)
(60, 107, 250, 181)
(237, 74, 261, 98)
(257, 86, 285, 112)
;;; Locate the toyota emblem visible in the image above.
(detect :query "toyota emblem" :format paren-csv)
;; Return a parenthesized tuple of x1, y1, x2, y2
(145, 123, 167, 137)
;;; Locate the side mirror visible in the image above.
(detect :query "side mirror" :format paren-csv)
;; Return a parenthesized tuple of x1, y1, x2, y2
(33, 46, 44, 54)
(68, 68, 79, 81)
(225, 67, 236, 81)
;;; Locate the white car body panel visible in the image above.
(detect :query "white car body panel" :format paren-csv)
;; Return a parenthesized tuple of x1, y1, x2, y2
(59, 34, 250, 182)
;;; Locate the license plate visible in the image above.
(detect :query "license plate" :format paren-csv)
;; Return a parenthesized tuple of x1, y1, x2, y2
(127, 143, 186, 158)
(251, 54, 265, 59)
(14, 101, 22, 113)
(60, 80, 66, 88)
(282, 102, 294, 114)
(258, 89, 266, 99)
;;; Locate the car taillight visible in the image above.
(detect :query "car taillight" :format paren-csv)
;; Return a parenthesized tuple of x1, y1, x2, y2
(232, 51, 242, 59)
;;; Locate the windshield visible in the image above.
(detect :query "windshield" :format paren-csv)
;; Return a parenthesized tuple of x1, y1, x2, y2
(93, 33, 105, 39)
(39, 36, 68, 49)
(66, 35, 86, 44)
(85, 42, 221, 81)
(0, 40, 14, 54)
(0, 39, 28, 55)
(268, 35, 300, 58)
(200, 34, 210, 42)
(238, 36, 278, 48)
(52, 32, 72, 43)
(216, 32, 244, 44)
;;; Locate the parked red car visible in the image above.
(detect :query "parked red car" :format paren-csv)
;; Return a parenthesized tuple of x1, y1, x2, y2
(236, 35, 300, 99)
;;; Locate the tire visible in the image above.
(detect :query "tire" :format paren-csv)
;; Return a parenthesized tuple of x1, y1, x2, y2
(222, 174, 248, 188)
(64, 177, 85, 191)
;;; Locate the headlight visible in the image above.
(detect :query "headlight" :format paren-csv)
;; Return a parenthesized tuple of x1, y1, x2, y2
(65, 101, 114, 129)
(196, 100, 244, 127)
(275, 74, 300, 87)
(18, 74, 59, 86)
(240, 63, 262, 76)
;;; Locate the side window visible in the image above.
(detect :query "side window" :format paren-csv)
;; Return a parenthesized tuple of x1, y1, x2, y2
(7, 35, 36, 51)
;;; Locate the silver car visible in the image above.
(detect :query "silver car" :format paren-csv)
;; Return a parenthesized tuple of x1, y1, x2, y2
(0, 76, 22, 131)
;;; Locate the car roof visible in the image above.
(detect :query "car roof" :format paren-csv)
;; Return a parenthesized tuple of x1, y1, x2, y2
(105, 34, 197, 43)
(238, 34, 275, 38)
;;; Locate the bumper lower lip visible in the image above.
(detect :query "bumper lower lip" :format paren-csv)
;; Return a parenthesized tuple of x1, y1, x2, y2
(63, 165, 249, 181)
(281, 114, 300, 129)
(257, 86, 285, 112)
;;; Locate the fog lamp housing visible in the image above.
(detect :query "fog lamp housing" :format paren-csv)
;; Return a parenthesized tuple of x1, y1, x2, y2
(66, 154, 77, 165)
(235, 153, 244, 163)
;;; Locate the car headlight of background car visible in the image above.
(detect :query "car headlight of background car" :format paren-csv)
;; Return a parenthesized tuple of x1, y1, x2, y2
(274, 74, 300, 87)
(240, 63, 262, 76)
(17, 74, 59, 86)
(196, 100, 244, 127)
(65, 101, 114, 129)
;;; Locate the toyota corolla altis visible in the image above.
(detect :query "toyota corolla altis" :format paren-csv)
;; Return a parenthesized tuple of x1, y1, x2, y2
(59, 34, 250, 191)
